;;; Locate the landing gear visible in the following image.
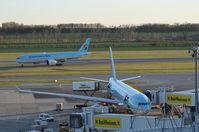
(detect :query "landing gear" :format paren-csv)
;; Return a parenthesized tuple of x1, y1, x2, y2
(56, 63, 63, 66)
(21, 64, 24, 67)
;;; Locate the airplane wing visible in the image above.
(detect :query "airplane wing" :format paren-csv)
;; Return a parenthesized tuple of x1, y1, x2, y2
(17, 87, 120, 104)
(80, 77, 108, 82)
(120, 76, 141, 82)
(56, 59, 66, 62)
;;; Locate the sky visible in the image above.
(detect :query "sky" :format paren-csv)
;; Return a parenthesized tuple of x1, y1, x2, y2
(0, 0, 199, 26)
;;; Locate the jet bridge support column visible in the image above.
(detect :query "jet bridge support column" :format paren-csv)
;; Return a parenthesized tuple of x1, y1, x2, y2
(90, 107, 95, 132)
(83, 106, 95, 132)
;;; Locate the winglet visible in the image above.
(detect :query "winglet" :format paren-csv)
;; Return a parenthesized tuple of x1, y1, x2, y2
(109, 47, 116, 79)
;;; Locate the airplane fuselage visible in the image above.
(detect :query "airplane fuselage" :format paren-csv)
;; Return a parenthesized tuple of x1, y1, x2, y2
(16, 51, 88, 64)
(108, 78, 151, 113)
(16, 38, 91, 66)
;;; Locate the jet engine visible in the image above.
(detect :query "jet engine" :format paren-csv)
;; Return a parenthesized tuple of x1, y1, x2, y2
(47, 59, 57, 65)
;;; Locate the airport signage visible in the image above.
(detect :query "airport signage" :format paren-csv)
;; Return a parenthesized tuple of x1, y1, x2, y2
(94, 117, 121, 129)
(166, 94, 192, 105)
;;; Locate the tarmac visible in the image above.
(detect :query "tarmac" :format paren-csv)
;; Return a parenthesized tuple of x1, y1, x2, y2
(0, 83, 107, 117)
(0, 87, 80, 116)
(0, 72, 195, 90)
(0, 71, 195, 116)
(0, 57, 196, 131)
(0, 55, 196, 116)
(0, 57, 192, 70)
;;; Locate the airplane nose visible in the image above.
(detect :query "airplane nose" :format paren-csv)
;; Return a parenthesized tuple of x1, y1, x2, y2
(128, 94, 151, 112)
(16, 57, 23, 63)
(16, 58, 20, 62)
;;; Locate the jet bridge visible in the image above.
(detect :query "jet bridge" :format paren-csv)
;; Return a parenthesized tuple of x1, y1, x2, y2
(72, 81, 109, 109)
(69, 105, 193, 132)
(72, 81, 108, 91)
(147, 87, 197, 107)
(72, 81, 108, 99)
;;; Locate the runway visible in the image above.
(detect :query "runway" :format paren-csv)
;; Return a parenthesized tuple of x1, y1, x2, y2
(0, 57, 195, 90)
(0, 57, 192, 70)
(0, 58, 196, 130)
(0, 72, 195, 117)
(0, 58, 192, 64)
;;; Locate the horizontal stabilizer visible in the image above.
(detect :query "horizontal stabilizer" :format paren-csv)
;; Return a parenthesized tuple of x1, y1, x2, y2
(120, 76, 141, 82)
(17, 87, 119, 104)
(80, 77, 108, 82)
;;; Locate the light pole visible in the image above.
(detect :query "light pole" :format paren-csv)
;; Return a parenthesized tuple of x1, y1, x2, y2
(189, 47, 199, 131)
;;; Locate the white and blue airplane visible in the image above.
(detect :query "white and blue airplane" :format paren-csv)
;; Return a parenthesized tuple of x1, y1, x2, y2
(16, 38, 91, 67)
(18, 47, 151, 113)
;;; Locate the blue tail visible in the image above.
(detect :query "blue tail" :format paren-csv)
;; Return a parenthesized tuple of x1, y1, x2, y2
(109, 47, 117, 79)
(79, 38, 91, 52)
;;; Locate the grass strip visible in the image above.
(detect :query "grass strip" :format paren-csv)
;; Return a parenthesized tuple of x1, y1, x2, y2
(0, 61, 193, 77)
(0, 50, 190, 60)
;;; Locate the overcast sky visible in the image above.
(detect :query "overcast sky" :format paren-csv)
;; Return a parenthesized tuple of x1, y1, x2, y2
(1, 0, 199, 26)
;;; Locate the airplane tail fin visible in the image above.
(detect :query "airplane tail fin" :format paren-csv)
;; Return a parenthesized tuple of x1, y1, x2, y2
(109, 47, 117, 79)
(78, 38, 91, 52)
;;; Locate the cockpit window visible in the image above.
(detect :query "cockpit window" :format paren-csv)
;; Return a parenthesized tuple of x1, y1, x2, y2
(16, 57, 20, 59)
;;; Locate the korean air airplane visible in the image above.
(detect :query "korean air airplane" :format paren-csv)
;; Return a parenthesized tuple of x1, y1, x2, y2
(18, 47, 151, 113)
(16, 38, 91, 67)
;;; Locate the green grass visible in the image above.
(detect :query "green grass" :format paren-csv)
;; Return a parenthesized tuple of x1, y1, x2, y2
(82, 50, 189, 59)
(0, 80, 54, 86)
(0, 79, 75, 86)
(0, 61, 193, 88)
(0, 61, 193, 78)
(0, 53, 22, 60)
(0, 50, 190, 61)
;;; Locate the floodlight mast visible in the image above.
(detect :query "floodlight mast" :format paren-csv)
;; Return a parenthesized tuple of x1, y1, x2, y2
(192, 47, 199, 131)
(193, 47, 199, 114)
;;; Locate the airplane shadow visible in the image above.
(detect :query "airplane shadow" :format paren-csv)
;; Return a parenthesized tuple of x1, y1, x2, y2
(0, 62, 81, 71)
(0, 64, 53, 71)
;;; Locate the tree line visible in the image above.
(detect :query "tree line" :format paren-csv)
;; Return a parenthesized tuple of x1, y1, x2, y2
(1, 22, 199, 35)
(1, 22, 199, 50)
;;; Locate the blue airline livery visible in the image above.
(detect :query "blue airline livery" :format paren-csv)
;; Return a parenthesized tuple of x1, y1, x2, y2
(16, 38, 91, 67)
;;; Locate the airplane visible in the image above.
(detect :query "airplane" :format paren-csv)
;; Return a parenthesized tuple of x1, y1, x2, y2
(18, 47, 151, 113)
(16, 38, 91, 67)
